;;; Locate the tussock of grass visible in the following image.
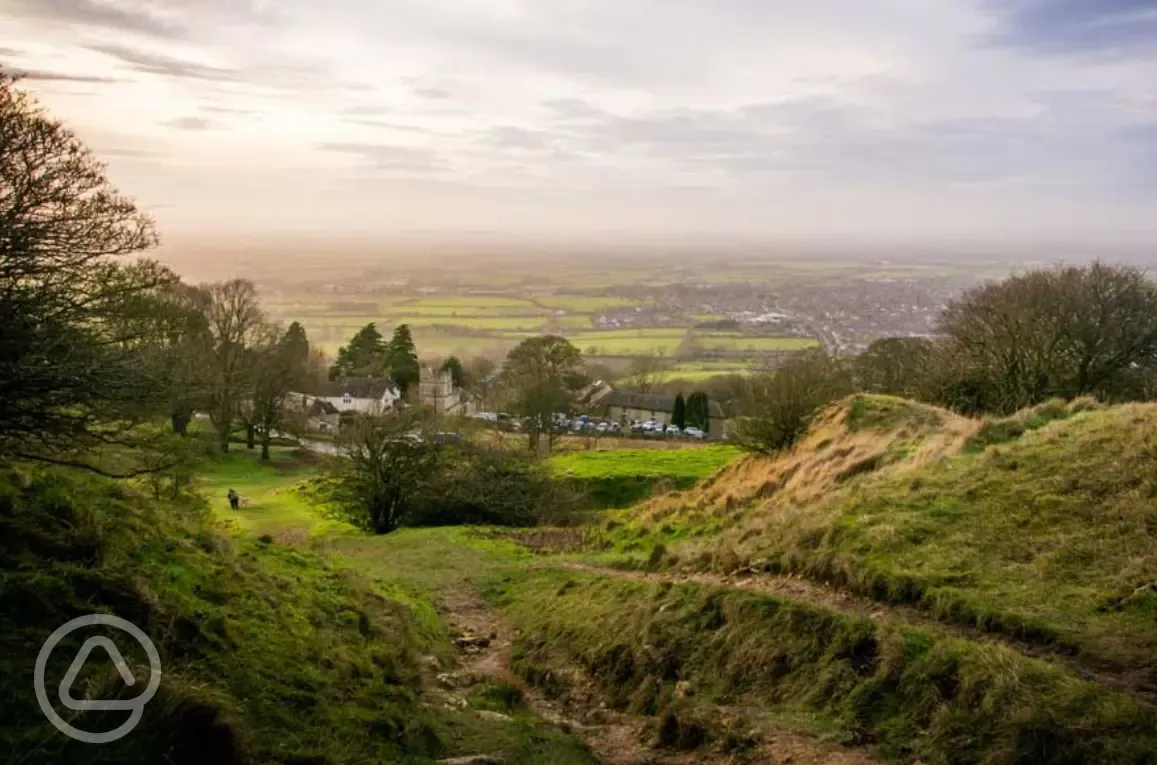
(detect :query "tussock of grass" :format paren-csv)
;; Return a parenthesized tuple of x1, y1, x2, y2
(709, 402, 1157, 683)
(600, 395, 974, 556)
(0, 467, 438, 764)
(964, 396, 1102, 452)
(491, 569, 1157, 765)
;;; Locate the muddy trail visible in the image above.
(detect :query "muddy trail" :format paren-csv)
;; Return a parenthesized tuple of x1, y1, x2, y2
(551, 561, 1157, 706)
(428, 583, 880, 765)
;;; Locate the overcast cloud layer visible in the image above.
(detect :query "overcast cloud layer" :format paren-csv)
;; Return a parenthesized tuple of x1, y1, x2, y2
(3, 0, 1156, 245)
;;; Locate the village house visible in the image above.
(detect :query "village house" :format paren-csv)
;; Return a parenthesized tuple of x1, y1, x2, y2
(601, 391, 725, 438)
(292, 377, 402, 432)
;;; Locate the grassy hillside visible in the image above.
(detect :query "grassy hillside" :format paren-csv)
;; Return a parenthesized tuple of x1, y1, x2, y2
(0, 466, 434, 764)
(490, 568, 1157, 765)
(593, 395, 1157, 694)
(548, 446, 742, 508)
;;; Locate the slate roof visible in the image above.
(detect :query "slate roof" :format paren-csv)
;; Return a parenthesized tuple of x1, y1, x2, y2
(602, 391, 724, 418)
(318, 377, 399, 399)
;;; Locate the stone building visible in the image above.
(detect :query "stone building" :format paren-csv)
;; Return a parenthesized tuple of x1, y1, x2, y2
(419, 366, 475, 416)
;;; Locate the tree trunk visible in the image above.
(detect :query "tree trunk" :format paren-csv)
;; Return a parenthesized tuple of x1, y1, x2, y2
(171, 411, 190, 436)
(261, 435, 271, 461)
(218, 425, 230, 453)
(246, 424, 256, 449)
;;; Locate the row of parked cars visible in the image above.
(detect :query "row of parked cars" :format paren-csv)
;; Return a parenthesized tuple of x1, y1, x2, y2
(553, 414, 708, 440)
(471, 412, 711, 440)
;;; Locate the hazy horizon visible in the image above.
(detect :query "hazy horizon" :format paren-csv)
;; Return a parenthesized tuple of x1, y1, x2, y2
(4, 0, 1156, 250)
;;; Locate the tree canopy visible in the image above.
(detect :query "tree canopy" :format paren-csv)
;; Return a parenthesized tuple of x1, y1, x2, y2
(0, 73, 169, 466)
(503, 335, 583, 454)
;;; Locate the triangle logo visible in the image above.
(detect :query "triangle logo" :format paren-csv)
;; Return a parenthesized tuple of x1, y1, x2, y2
(58, 637, 139, 712)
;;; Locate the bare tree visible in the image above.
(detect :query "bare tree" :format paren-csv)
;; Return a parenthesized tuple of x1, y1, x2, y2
(626, 350, 672, 393)
(240, 322, 312, 460)
(936, 262, 1157, 413)
(204, 279, 267, 453)
(734, 352, 855, 453)
(855, 337, 935, 399)
(0, 74, 170, 469)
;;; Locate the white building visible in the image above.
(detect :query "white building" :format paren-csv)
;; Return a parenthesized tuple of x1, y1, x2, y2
(292, 377, 402, 430)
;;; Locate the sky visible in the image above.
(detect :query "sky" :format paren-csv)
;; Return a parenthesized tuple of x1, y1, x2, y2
(3, 0, 1157, 248)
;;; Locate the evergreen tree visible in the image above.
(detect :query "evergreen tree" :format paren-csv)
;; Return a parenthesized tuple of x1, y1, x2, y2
(441, 355, 467, 388)
(387, 324, 420, 394)
(283, 322, 310, 372)
(329, 323, 386, 380)
(686, 391, 710, 430)
(672, 392, 687, 429)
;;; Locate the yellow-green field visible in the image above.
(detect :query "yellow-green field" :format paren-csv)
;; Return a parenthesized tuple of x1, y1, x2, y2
(266, 291, 821, 372)
(697, 335, 821, 352)
(667, 361, 758, 380)
(535, 295, 642, 311)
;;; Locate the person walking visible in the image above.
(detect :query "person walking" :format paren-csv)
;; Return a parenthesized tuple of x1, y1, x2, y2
(227, 488, 239, 510)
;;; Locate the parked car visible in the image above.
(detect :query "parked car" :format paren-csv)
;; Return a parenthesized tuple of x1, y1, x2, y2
(683, 426, 706, 440)
(665, 424, 681, 436)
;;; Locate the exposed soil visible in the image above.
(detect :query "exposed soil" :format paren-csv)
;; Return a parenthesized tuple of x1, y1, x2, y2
(431, 582, 881, 764)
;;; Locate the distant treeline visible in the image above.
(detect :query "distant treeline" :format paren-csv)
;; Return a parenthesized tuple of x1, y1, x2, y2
(731, 261, 1157, 452)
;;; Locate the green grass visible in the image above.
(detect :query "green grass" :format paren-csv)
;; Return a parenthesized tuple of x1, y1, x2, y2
(403, 296, 540, 308)
(548, 313, 597, 329)
(668, 361, 757, 381)
(549, 446, 742, 481)
(715, 400, 1157, 684)
(568, 329, 689, 356)
(535, 296, 643, 311)
(0, 466, 437, 764)
(696, 335, 822, 352)
(490, 568, 1157, 765)
(548, 446, 742, 508)
(197, 447, 350, 538)
(386, 304, 549, 317)
(389, 315, 548, 330)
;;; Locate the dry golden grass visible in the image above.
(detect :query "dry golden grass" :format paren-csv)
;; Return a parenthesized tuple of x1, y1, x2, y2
(626, 394, 978, 535)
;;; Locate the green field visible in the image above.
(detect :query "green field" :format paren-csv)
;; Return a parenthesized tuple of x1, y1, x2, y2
(400, 296, 539, 308)
(386, 305, 549, 317)
(548, 445, 741, 480)
(548, 445, 742, 508)
(535, 295, 642, 311)
(567, 329, 688, 355)
(667, 361, 758, 380)
(390, 315, 547, 331)
(697, 334, 821, 351)
(548, 314, 597, 329)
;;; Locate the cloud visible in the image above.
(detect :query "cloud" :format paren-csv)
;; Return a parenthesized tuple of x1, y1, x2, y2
(1, 66, 123, 83)
(6, 0, 1156, 243)
(316, 141, 446, 173)
(164, 117, 214, 131)
(412, 86, 452, 100)
(86, 43, 239, 82)
(0, 47, 24, 57)
(99, 147, 163, 158)
(9, 0, 184, 37)
(986, 0, 1157, 57)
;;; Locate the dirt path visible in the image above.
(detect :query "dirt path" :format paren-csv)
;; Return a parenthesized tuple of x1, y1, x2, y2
(552, 562, 1157, 705)
(432, 582, 881, 765)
